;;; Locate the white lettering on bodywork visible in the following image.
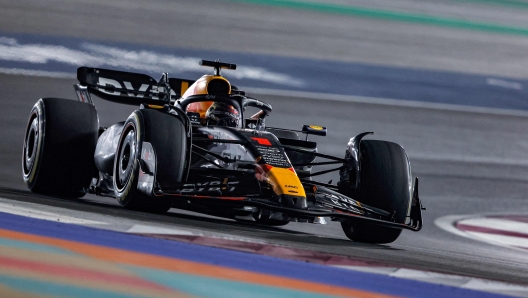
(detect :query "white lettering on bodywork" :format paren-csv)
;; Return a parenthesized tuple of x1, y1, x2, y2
(123, 81, 150, 98)
(98, 77, 121, 95)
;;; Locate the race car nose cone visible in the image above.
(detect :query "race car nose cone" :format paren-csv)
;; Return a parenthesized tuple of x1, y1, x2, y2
(281, 195, 308, 210)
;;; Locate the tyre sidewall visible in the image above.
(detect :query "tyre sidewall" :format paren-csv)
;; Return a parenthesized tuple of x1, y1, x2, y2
(113, 112, 144, 207)
(22, 98, 98, 197)
(22, 101, 45, 190)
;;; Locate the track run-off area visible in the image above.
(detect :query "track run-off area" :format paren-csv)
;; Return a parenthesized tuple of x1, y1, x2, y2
(1, 0, 528, 297)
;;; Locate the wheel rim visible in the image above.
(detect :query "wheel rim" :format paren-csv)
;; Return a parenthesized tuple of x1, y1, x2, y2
(116, 126, 136, 191)
(23, 113, 40, 178)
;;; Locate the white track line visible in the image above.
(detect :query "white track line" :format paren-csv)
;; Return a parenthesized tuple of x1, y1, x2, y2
(458, 218, 528, 235)
(0, 201, 106, 225)
(466, 232, 528, 249)
(436, 214, 528, 253)
(125, 224, 196, 235)
(1, 65, 527, 118)
(336, 265, 528, 297)
(0, 67, 74, 79)
(246, 87, 528, 117)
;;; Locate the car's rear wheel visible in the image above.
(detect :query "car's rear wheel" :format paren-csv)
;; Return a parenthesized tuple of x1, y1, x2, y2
(340, 140, 412, 244)
(114, 109, 187, 213)
(22, 98, 98, 197)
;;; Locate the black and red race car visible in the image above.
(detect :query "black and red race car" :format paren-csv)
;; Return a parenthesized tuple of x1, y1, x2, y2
(22, 60, 424, 244)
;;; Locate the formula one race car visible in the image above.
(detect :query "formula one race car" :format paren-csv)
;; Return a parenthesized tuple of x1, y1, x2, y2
(22, 60, 424, 243)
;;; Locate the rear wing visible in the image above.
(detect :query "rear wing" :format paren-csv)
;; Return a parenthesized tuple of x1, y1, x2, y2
(75, 67, 195, 106)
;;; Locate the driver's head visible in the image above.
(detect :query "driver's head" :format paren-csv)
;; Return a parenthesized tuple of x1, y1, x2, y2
(205, 102, 240, 127)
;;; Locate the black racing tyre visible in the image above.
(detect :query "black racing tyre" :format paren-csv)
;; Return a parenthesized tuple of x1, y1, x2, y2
(22, 98, 98, 197)
(341, 140, 412, 244)
(113, 109, 187, 213)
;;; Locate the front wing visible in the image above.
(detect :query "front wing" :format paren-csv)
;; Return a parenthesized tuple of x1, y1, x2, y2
(154, 181, 424, 232)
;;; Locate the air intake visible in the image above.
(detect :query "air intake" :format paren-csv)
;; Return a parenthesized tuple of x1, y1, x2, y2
(207, 79, 230, 94)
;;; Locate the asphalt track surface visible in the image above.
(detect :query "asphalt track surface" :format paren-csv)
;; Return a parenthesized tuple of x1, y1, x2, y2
(2, 0, 528, 295)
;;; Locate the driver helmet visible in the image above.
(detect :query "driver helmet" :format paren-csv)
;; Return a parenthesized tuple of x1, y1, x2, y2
(205, 102, 240, 127)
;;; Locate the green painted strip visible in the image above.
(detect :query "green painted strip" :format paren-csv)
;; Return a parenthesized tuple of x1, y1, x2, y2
(455, 0, 528, 9)
(0, 237, 76, 255)
(0, 275, 146, 298)
(131, 267, 340, 298)
(227, 0, 528, 36)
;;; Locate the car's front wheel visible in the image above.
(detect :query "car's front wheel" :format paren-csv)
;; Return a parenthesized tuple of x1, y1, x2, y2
(340, 140, 412, 244)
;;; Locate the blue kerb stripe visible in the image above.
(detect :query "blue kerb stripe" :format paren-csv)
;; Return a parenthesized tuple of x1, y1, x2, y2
(2, 32, 528, 112)
(0, 212, 510, 298)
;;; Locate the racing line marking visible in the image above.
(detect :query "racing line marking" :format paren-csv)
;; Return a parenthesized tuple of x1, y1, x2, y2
(436, 214, 528, 252)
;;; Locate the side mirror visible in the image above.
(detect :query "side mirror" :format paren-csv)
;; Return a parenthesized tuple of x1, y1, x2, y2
(302, 125, 327, 137)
